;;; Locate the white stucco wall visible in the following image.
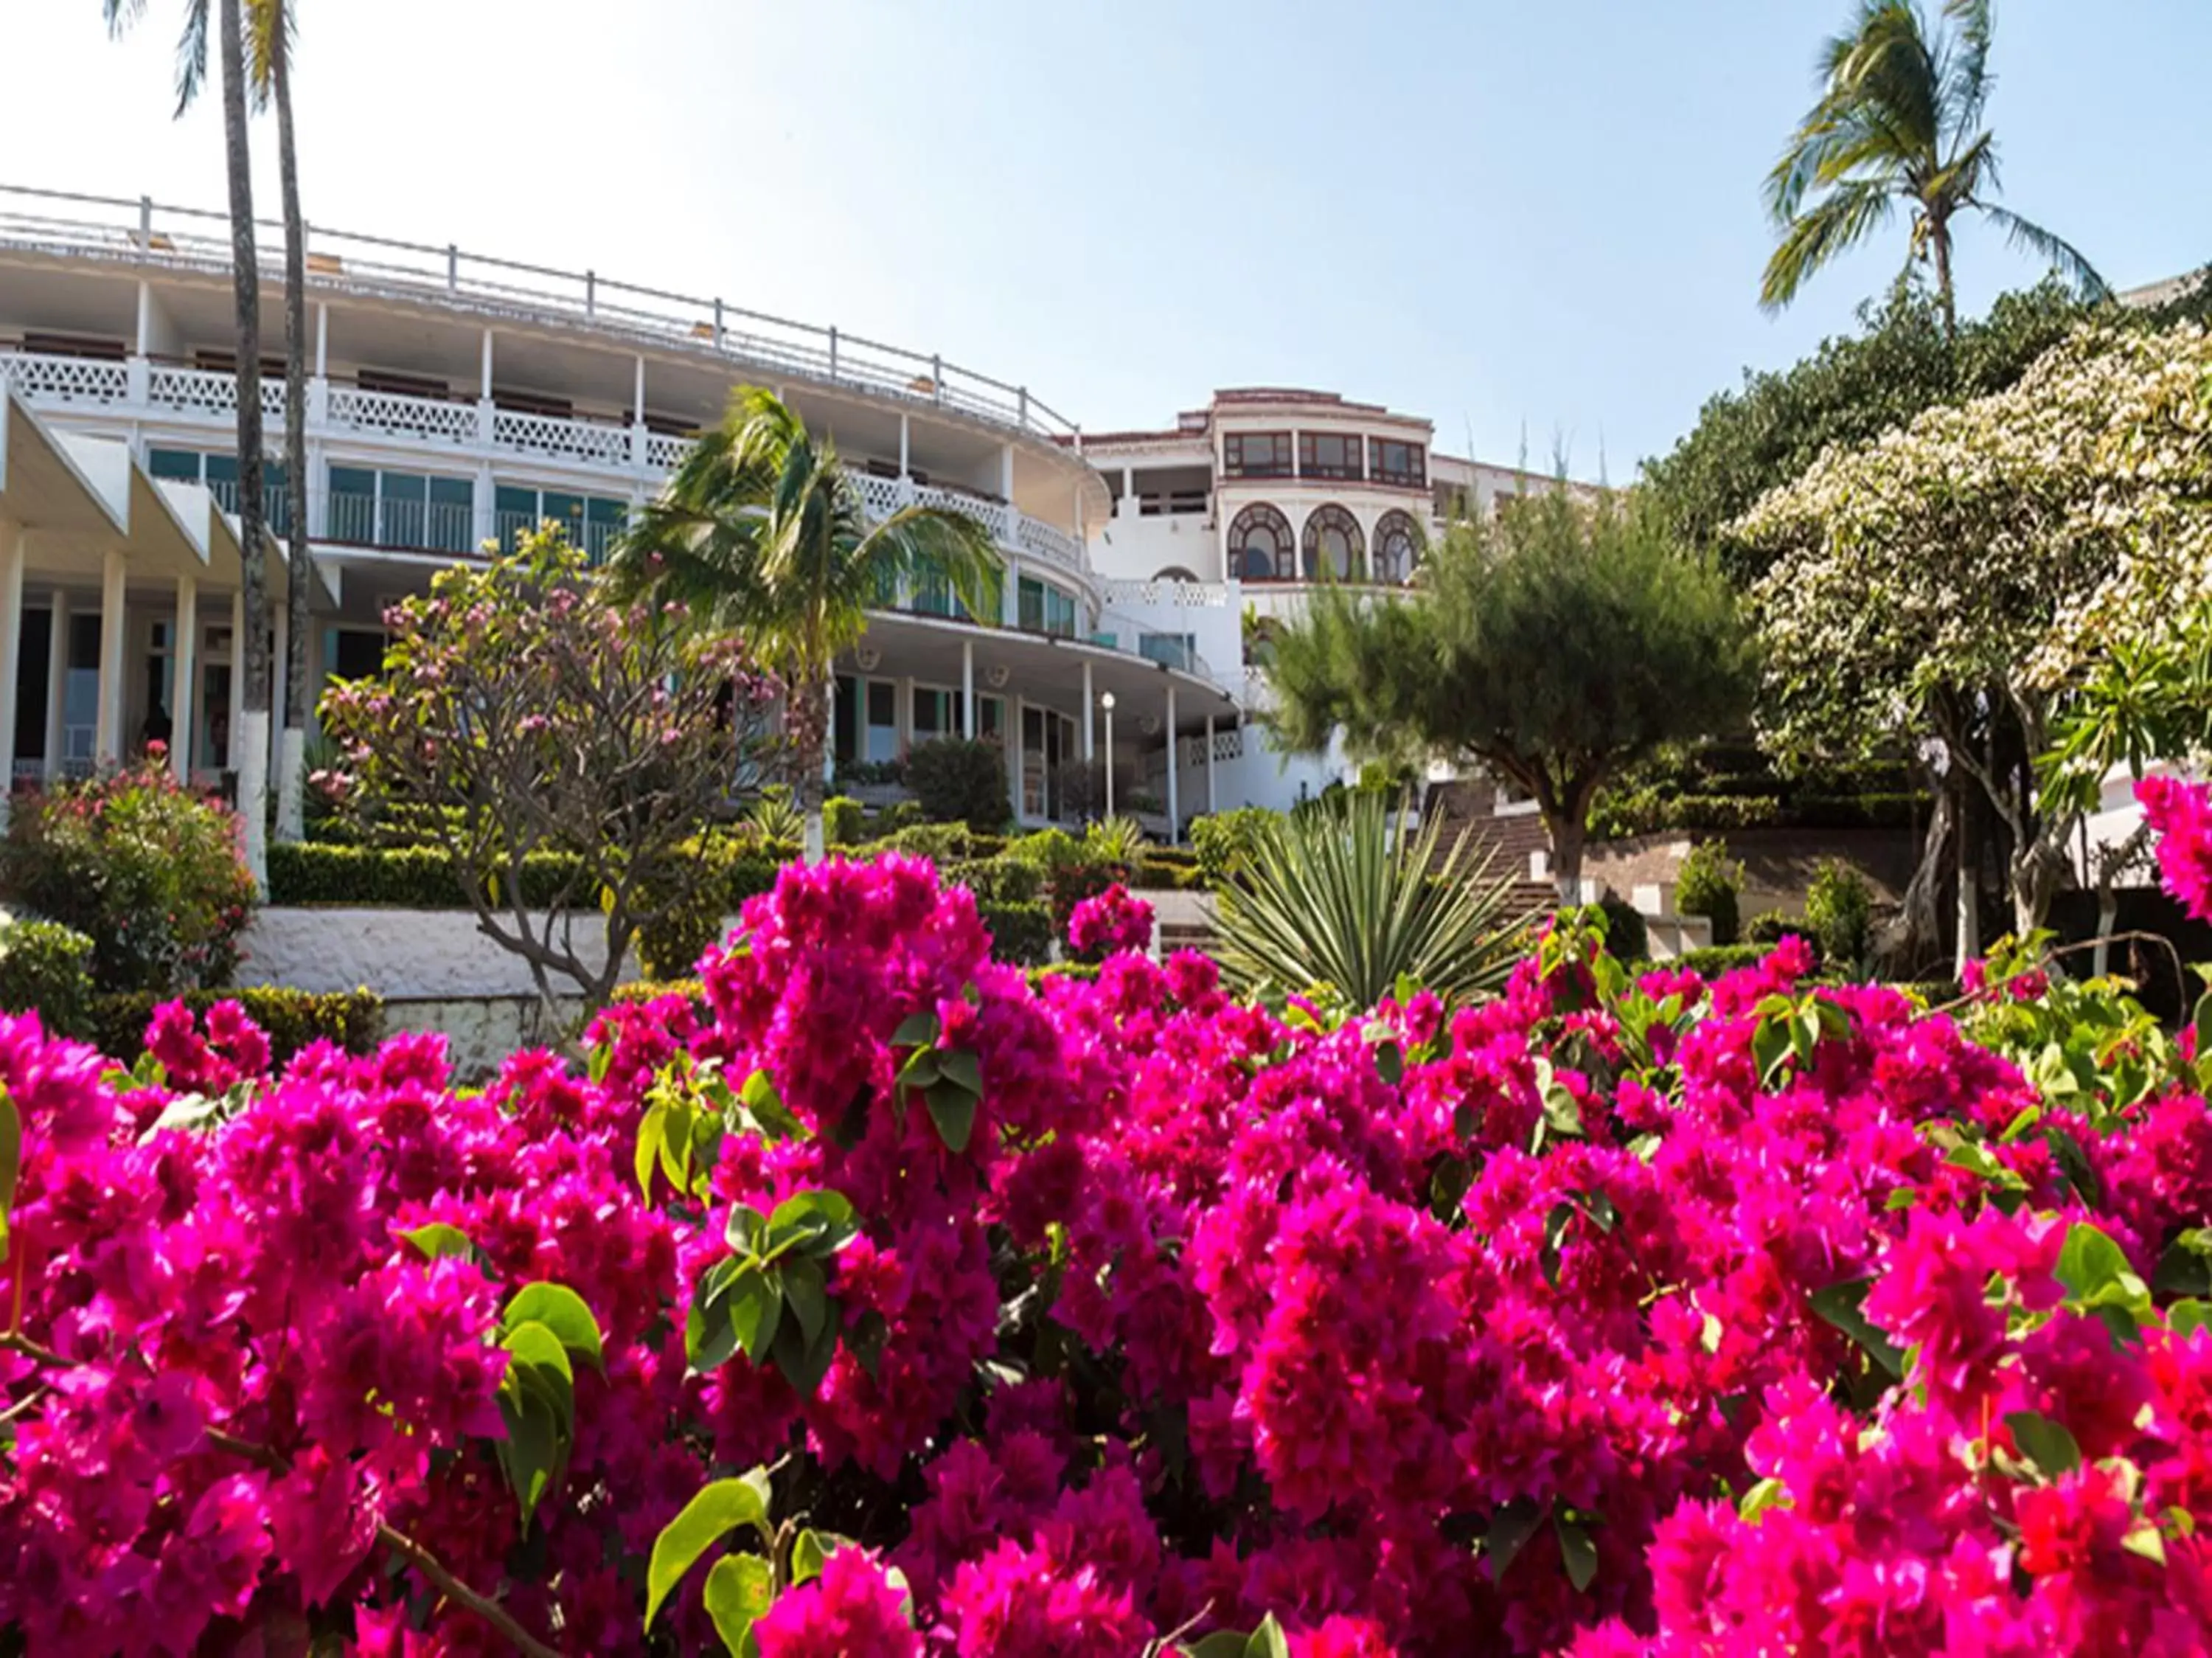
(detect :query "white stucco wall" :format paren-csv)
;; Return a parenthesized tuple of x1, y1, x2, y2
(237, 906, 689, 998)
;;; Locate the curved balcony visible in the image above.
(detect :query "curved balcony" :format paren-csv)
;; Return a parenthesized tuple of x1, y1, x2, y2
(0, 184, 1082, 443)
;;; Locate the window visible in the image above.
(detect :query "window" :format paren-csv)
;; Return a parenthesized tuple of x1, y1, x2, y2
(1222, 431, 1293, 479)
(330, 466, 475, 553)
(864, 680, 898, 764)
(494, 484, 628, 560)
(1372, 510, 1422, 583)
(1228, 502, 1294, 581)
(1139, 632, 1197, 671)
(330, 628, 388, 680)
(913, 687, 964, 741)
(1298, 432, 1363, 482)
(833, 675, 860, 765)
(1369, 438, 1426, 488)
(1301, 504, 1364, 580)
(1018, 577, 1077, 637)
(147, 446, 292, 537)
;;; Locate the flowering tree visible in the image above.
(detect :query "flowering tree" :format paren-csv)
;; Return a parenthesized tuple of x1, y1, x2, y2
(319, 531, 779, 1015)
(1739, 322, 2212, 961)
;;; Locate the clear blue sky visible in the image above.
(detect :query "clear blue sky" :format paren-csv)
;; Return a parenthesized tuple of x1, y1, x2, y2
(2, 1, 2205, 472)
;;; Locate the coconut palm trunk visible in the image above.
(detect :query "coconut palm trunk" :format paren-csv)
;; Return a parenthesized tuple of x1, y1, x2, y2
(270, 7, 311, 842)
(217, 0, 271, 884)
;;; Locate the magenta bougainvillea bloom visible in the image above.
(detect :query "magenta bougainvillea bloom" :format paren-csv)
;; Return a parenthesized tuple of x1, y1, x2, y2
(1067, 881, 1155, 961)
(3, 836, 2212, 1654)
(2140, 774, 2212, 923)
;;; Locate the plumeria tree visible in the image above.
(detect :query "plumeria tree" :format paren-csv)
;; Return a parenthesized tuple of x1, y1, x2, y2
(318, 530, 779, 1016)
(1739, 322, 2212, 966)
(610, 388, 1001, 864)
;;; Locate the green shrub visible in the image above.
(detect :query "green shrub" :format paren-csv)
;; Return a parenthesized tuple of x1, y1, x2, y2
(1790, 791, 1924, 829)
(610, 978, 706, 1008)
(1190, 808, 1280, 884)
(1027, 961, 1102, 989)
(1890, 978, 1963, 1005)
(634, 839, 787, 980)
(824, 797, 867, 847)
(0, 916, 97, 1037)
(944, 858, 1043, 906)
(89, 987, 383, 1066)
(1667, 943, 1770, 977)
(1745, 908, 1795, 944)
(746, 786, 805, 844)
(876, 822, 980, 863)
(1008, 828, 1127, 934)
(1674, 841, 1745, 945)
(905, 738, 1010, 835)
(1805, 859, 1875, 975)
(1, 759, 256, 993)
(876, 800, 926, 833)
(978, 901, 1054, 966)
(1594, 896, 1649, 962)
(268, 842, 587, 908)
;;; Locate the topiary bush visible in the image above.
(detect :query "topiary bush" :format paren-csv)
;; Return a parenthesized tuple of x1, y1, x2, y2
(1594, 895, 1649, 962)
(0, 758, 255, 993)
(268, 842, 587, 908)
(823, 796, 866, 847)
(0, 915, 96, 1037)
(1805, 857, 1876, 976)
(1745, 907, 1795, 944)
(1674, 840, 1745, 945)
(905, 738, 1009, 834)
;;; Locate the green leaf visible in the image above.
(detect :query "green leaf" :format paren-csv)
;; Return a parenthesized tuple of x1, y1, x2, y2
(2168, 1300, 2211, 1339)
(0, 1089, 20, 1265)
(1809, 1277, 1905, 1378)
(899, 1047, 942, 1091)
(1999, 1103, 2043, 1143)
(771, 1308, 839, 1398)
(2123, 1524, 2168, 1567)
(1557, 1515, 1599, 1593)
(1246, 1613, 1290, 1658)
(2004, 1410, 2082, 1477)
(400, 1221, 475, 1262)
(1750, 1016, 1791, 1083)
(1374, 1039, 1405, 1086)
(939, 1047, 983, 1095)
(2056, 1221, 2149, 1316)
(730, 1265, 783, 1367)
(1582, 1190, 1619, 1232)
(1627, 1131, 1662, 1164)
(1883, 1187, 1919, 1210)
(495, 1382, 561, 1526)
(1184, 1635, 1249, 1658)
(727, 1203, 768, 1255)
(1485, 1498, 1545, 1581)
(646, 1474, 773, 1630)
(1738, 1476, 1793, 1522)
(782, 1255, 830, 1349)
(891, 1011, 939, 1048)
(791, 1528, 843, 1587)
(738, 1068, 807, 1141)
(686, 1260, 742, 1374)
(702, 1553, 776, 1655)
(634, 1100, 667, 1200)
(503, 1283, 605, 1373)
(925, 1078, 978, 1154)
(2193, 987, 2212, 1070)
(768, 1189, 858, 1256)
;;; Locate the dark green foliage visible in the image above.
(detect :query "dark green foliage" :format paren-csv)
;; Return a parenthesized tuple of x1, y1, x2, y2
(1190, 808, 1279, 884)
(610, 978, 708, 1009)
(823, 797, 866, 847)
(88, 987, 384, 1066)
(633, 842, 784, 982)
(877, 822, 983, 863)
(1133, 856, 1204, 891)
(1267, 490, 1752, 897)
(1593, 897, 1649, 962)
(1806, 859, 1877, 976)
(271, 842, 582, 907)
(0, 918, 97, 1037)
(1674, 842, 1745, 946)
(905, 739, 1010, 835)
(1661, 944, 1770, 978)
(1641, 285, 2104, 583)
(1745, 909, 1796, 945)
(1006, 828, 1128, 935)
(943, 859, 1043, 906)
(976, 901, 1054, 967)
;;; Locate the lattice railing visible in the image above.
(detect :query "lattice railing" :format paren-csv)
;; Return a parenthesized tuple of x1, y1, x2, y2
(493, 408, 633, 468)
(914, 484, 1012, 544)
(327, 384, 479, 446)
(852, 473, 906, 521)
(0, 353, 128, 405)
(145, 364, 285, 422)
(1101, 577, 1231, 608)
(644, 431, 695, 471)
(1015, 513, 1084, 572)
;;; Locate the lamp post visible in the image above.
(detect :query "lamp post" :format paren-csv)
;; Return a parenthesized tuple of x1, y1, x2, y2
(1100, 690, 1116, 819)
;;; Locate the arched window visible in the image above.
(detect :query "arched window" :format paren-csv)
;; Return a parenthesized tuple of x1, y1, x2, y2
(1372, 510, 1422, 584)
(1228, 503, 1293, 582)
(1300, 504, 1364, 580)
(1153, 565, 1201, 583)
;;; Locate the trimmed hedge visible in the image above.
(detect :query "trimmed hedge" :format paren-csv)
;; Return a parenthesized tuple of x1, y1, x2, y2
(977, 901, 1054, 968)
(269, 842, 585, 908)
(89, 987, 385, 1066)
(0, 917, 97, 1038)
(611, 979, 706, 1009)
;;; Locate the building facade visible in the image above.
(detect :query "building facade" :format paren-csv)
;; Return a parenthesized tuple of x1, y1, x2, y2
(0, 184, 1583, 836)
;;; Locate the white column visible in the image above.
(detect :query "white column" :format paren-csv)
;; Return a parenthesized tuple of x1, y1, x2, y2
(172, 574, 198, 781)
(480, 328, 495, 398)
(0, 530, 23, 822)
(1164, 684, 1179, 841)
(1121, 465, 1134, 519)
(1081, 661, 1094, 762)
(94, 549, 127, 769)
(897, 414, 910, 479)
(633, 354, 647, 420)
(1205, 713, 1217, 816)
(44, 589, 69, 783)
(1009, 693, 1024, 823)
(1000, 443, 1015, 504)
(961, 639, 975, 740)
(314, 302, 328, 377)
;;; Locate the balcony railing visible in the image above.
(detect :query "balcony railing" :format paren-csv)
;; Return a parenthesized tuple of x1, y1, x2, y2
(0, 182, 1082, 442)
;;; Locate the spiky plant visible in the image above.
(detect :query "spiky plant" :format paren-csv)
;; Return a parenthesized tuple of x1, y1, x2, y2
(1212, 789, 1533, 1012)
(1085, 815, 1149, 864)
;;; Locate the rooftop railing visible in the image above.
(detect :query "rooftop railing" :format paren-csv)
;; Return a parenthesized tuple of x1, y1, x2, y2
(0, 183, 1082, 444)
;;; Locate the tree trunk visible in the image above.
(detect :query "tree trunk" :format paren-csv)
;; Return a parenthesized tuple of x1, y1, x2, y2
(218, 0, 270, 887)
(1545, 808, 1585, 903)
(274, 27, 312, 844)
(1954, 777, 1982, 979)
(799, 676, 830, 864)
(1932, 211, 1957, 343)
(1878, 771, 1952, 975)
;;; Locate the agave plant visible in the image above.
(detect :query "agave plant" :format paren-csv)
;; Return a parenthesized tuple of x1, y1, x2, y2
(1085, 815, 1149, 864)
(746, 785, 806, 846)
(1212, 788, 1533, 1011)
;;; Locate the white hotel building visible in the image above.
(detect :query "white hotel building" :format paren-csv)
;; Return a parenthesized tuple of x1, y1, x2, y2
(0, 185, 1572, 836)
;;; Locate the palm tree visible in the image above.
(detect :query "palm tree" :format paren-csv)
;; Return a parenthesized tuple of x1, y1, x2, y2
(105, 0, 273, 881)
(1761, 0, 2106, 336)
(611, 388, 1003, 862)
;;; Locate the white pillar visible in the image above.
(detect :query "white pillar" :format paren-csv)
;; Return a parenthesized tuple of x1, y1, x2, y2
(898, 414, 910, 478)
(480, 328, 495, 398)
(961, 639, 975, 740)
(0, 530, 23, 822)
(633, 354, 647, 420)
(172, 573, 198, 781)
(94, 549, 127, 769)
(1010, 694, 1024, 823)
(1164, 684, 1179, 841)
(44, 589, 68, 783)
(314, 302, 328, 376)
(1081, 661, 1095, 763)
(1000, 443, 1015, 504)
(1205, 713, 1217, 816)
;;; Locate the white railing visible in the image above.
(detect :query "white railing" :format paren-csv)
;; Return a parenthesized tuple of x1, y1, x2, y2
(0, 353, 128, 405)
(0, 182, 1082, 443)
(145, 363, 286, 421)
(853, 472, 905, 520)
(1016, 513, 1084, 573)
(492, 407, 631, 468)
(1101, 577, 1232, 608)
(326, 384, 480, 447)
(914, 482, 1011, 544)
(644, 430, 695, 471)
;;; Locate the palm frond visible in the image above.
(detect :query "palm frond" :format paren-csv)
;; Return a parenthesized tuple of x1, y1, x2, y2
(1213, 789, 1532, 1013)
(171, 0, 210, 117)
(1975, 204, 2110, 299)
(245, 0, 292, 105)
(1939, 0, 1994, 130)
(1761, 179, 1898, 311)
